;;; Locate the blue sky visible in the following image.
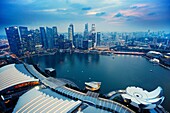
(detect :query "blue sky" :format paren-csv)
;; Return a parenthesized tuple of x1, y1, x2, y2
(0, 0, 170, 34)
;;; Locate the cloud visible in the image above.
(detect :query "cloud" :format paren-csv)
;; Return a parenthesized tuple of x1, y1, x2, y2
(119, 9, 144, 17)
(96, 12, 106, 16)
(86, 11, 99, 15)
(147, 12, 156, 16)
(32, 8, 68, 14)
(82, 7, 92, 10)
(130, 3, 148, 9)
(8, 0, 36, 5)
(114, 13, 123, 17)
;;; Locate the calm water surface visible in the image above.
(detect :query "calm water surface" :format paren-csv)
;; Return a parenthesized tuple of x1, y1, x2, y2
(24, 53, 170, 111)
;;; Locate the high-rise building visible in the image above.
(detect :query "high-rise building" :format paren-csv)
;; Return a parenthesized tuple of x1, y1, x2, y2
(32, 29, 42, 47)
(58, 34, 64, 49)
(46, 27, 54, 49)
(84, 23, 89, 40)
(91, 24, 95, 33)
(75, 34, 83, 48)
(69, 24, 74, 38)
(52, 26, 58, 47)
(27, 32, 35, 52)
(97, 32, 101, 46)
(19, 26, 29, 53)
(89, 24, 96, 47)
(5, 26, 22, 56)
(40, 27, 48, 49)
(89, 33, 96, 47)
(68, 27, 73, 41)
(83, 40, 92, 50)
(68, 24, 74, 47)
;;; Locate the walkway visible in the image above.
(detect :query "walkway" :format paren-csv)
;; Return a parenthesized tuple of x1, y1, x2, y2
(55, 86, 135, 113)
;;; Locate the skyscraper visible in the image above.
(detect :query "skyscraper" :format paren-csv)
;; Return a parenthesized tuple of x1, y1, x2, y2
(68, 27, 73, 41)
(97, 32, 101, 46)
(91, 24, 95, 33)
(84, 23, 89, 40)
(40, 27, 48, 49)
(32, 29, 42, 47)
(19, 26, 29, 53)
(69, 24, 74, 38)
(75, 34, 83, 48)
(68, 24, 74, 47)
(89, 24, 96, 47)
(46, 27, 54, 49)
(27, 32, 35, 52)
(52, 26, 58, 47)
(5, 26, 22, 56)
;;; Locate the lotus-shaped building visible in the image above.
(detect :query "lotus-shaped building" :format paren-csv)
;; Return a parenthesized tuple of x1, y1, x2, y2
(121, 86, 165, 109)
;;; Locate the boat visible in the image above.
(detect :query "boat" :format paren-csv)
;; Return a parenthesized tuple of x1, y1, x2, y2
(85, 81, 101, 91)
(149, 58, 159, 63)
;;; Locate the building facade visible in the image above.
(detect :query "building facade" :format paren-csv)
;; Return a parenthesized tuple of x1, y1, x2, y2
(5, 26, 22, 56)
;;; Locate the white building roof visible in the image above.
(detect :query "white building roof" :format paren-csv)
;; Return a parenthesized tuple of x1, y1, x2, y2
(85, 81, 101, 89)
(147, 51, 162, 55)
(45, 68, 55, 72)
(121, 86, 165, 109)
(0, 64, 39, 92)
(13, 88, 81, 113)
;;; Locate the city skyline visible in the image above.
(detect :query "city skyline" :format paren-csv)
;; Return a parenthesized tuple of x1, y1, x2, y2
(0, 0, 170, 35)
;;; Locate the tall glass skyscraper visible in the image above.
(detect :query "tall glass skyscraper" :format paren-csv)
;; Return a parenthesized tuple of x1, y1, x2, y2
(91, 24, 95, 33)
(97, 32, 101, 46)
(84, 23, 89, 40)
(69, 24, 74, 38)
(68, 24, 74, 47)
(32, 29, 42, 46)
(46, 27, 54, 49)
(5, 26, 22, 56)
(19, 26, 29, 53)
(40, 27, 48, 49)
(52, 26, 58, 47)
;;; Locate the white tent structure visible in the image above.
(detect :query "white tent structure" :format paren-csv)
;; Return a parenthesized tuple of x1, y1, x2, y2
(0, 64, 39, 92)
(121, 86, 165, 109)
(13, 88, 81, 113)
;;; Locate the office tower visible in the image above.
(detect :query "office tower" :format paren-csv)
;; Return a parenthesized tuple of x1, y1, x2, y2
(69, 24, 74, 38)
(52, 26, 58, 47)
(83, 40, 92, 50)
(75, 34, 83, 48)
(5, 26, 22, 56)
(84, 23, 89, 39)
(27, 32, 35, 52)
(32, 29, 42, 47)
(89, 33, 96, 47)
(68, 24, 74, 47)
(68, 26, 73, 41)
(19, 26, 29, 53)
(58, 34, 64, 49)
(97, 32, 101, 46)
(46, 27, 54, 49)
(40, 27, 48, 49)
(88, 24, 96, 47)
(91, 24, 95, 33)
(125, 35, 128, 43)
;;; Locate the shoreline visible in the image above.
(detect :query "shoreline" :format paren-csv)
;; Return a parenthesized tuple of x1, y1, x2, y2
(143, 56, 170, 70)
(19, 50, 170, 70)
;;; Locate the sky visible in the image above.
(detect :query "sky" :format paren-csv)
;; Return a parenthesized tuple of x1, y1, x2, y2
(0, 0, 170, 35)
